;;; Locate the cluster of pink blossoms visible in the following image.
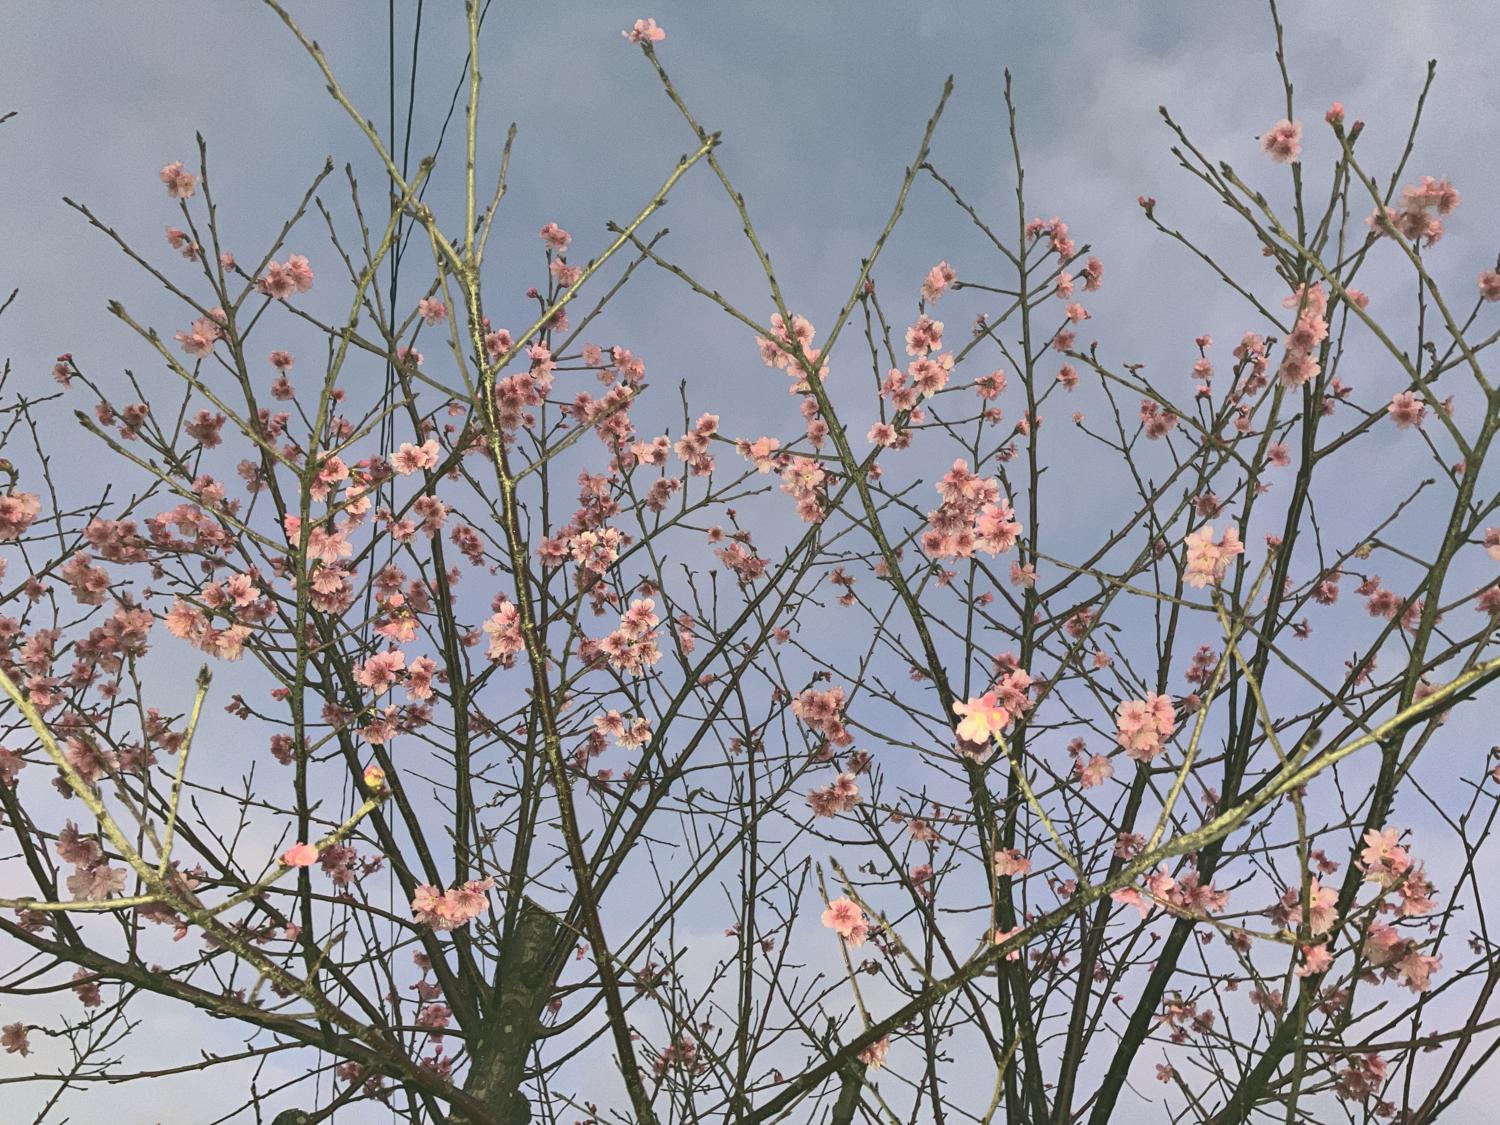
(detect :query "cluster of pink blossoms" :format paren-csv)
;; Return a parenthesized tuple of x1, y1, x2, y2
(1138, 397, 1180, 440)
(391, 439, 441, 475)
(1260, 118, 1303, 163)
(566, 526, 625, 575)
(873, 315, 955, 431)
(1114, 693, 1176, 761)
(1364, 924, 1442, 993)
(0, 491, 41, 541)
(1387, 390, 1427, 430)
(623, 17, 665, 43)
(482, 601, 524, 667)
(256, 254, 314, 300)
(175, 310, 225, 359)
(952, 668, 1034, 757)
(1359, 827, 1437, 916)
(921, 459, 1021, 560)
(283, 842, 321, 867)
(164, 573, 264, 662)
(779, 455, 827, 524)
(410, 878, 496, 931)
(1277, 282, 1329, 387)
(593, 710, 652, 750)
(1112, 866, 1229, 920)
(56, 820, 126, 902)
(1372, 175, 1460, 246)
(807, 770, 860, 818)
(755, 312, 826, 393)
(1183, 523, 1244, 589)
(673, 413, 719, 476)
(820, 896, 869, 947)
(992, 848, 1032, 878)
(1024, 216, 1076, 259)
(159, 160, 198, 199)
(791, 685, 853, 748)
(857, 1035, 891, 1070)
(599, 598, 663, 675)
(2, 1022, 29, 1057)
(920, 260, 956, 303)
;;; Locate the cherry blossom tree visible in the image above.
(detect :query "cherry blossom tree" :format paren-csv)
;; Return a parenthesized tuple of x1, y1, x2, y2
(2, 4, 1500, 1123)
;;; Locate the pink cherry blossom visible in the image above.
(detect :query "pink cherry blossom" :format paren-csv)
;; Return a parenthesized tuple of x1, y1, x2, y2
(1387, 391, 1426, 430)
(1260, 119, 1303, 163)
(392, 440, 441, 475)
(1358, 827, 1412, 889)
(857, 1035, 891, 1069)
(954, 691, 1010, 744)
(1115, 693, 1176, 762)
(411, 878, 495, 931)
(1296, 943, 1333, 977)
(820, 896, 868, 947)
(258, 254, 315, 299)
(807, 771, 860, 817)
(483, 603, 525, 667)
(1184, 524, 1244, 589)
(623, 17, 665, 44)
(354, 649, 406, 697)
(159, 161, 198, 199)
(1, 1022, 29, 1057)
(175, 315, 222, 358)
(992, 848, 1032, 878)
(1072, 753, 1111, 787)
(283, 842, 320, 867)
(921, 261, 956, 303)
(0, 492, 41, 541)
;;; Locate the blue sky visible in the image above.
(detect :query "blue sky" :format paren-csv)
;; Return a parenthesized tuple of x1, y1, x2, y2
(3, 2, 1500, 1120)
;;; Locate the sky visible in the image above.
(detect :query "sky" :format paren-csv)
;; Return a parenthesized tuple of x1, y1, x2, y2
(3, 1, 1500, 1121)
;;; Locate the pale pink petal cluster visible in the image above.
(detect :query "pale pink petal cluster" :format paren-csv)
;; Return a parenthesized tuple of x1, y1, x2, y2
(175, 315, 223, 358)
(992, 848, 1031, 878)
(623, 17, 665, 44)
(0, 492, 42, 541)
(1387, 391, 1426, 430)
(820, 896, 868, 947)
(282, 842, 320, 867)
(922, 459, 1022, 560)
(1260, 118, 1303, 163)
(807, 771, 860, 817)
(953, 669, 1034, 746)
(792, 686, 853, 747)
(755, 313, 826, 393)
(411, 878, 496, 931)
(392, 440, 442, 475)
(159, 161, 198, 199)
(600, 598, 663, 675)
(1184, 524, 1244, 588)
(1364, 922, 1442, 993)
(482, 603, 525, 667)
(1371, 176, 1460, 246)
(354, 649, 406, 697)
(920, 261, 956, 303)
(857, 1035, 891, 1069)
(1276, 283, 1328, 387)
(1115, 693, 1175, 761)
(257, 254, 315, 299)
